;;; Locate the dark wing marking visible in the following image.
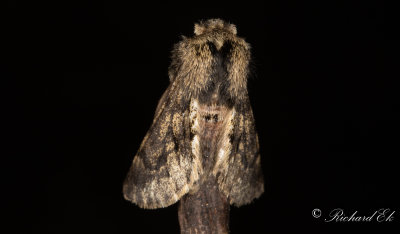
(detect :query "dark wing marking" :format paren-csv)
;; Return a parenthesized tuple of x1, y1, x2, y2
(123, 81, 200, 209)
(216, 95, 264, 206)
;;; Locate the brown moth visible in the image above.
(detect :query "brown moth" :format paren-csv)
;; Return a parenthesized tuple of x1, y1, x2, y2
(123, 19, 263, 210)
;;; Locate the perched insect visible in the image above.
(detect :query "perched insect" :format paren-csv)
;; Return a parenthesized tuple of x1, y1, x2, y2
(123, 19, 263, 211)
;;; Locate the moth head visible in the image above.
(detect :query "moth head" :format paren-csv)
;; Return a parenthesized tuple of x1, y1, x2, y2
(169, 19, 251, 102)
(193, 19, 237, 51)
(194, 18, 237, 36)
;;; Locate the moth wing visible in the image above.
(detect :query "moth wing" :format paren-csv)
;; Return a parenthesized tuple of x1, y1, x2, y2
(123, 83, 199, 209)
(217, 96, 264, 206)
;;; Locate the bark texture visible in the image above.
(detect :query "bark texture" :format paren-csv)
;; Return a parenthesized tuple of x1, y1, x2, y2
(178, 178, 230, 234)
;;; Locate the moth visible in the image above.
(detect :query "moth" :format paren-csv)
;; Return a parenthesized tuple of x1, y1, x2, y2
(123, 19, 263, 209)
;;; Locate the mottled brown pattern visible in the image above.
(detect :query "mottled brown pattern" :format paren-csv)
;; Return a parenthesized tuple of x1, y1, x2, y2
(123, 19, 263, 225)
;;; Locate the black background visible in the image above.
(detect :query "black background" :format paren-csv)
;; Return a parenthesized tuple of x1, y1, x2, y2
(4, 1, 398, 233)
